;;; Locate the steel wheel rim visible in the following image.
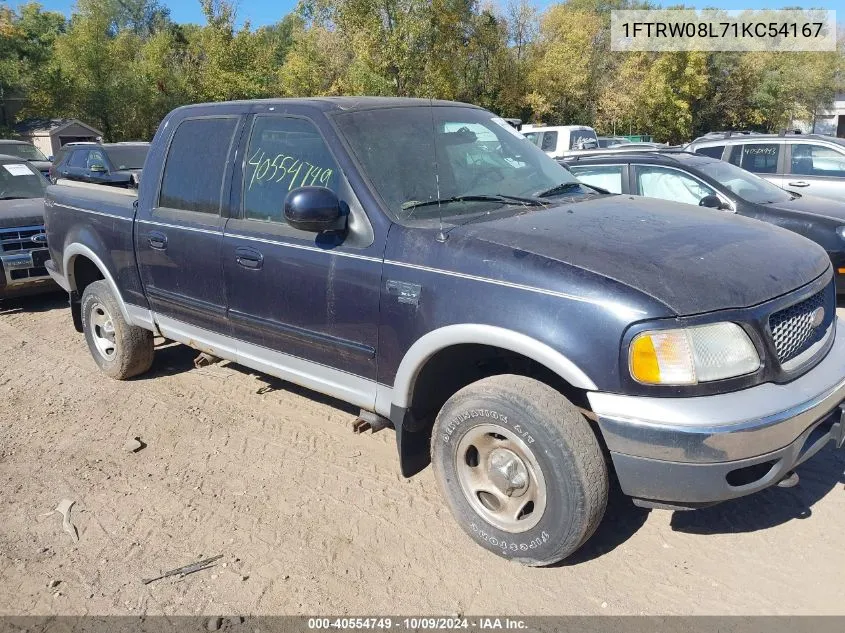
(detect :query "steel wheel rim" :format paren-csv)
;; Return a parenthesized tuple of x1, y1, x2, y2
(89, 302, 117, 360)
(455, 423, 547, 533)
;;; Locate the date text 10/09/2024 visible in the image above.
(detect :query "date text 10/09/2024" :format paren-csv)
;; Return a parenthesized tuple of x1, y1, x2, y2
(307, 618, 529, 630)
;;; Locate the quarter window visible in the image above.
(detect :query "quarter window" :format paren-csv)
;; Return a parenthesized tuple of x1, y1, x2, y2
(728, 143, 780, 174)
(159, 117, 238, 214)
(242, 116, 339, 224)
(635, 165, 716, 206)
(790, 144, 845, 177)
(569, 165, 624, 194)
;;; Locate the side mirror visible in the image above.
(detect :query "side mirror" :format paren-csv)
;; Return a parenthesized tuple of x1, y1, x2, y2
(284, 186, 345, 233)
(699, 194, 725, 209)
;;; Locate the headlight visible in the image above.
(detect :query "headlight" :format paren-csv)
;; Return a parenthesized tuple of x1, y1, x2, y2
(629, 322, 760, 385)
(837, 226, 845, 240)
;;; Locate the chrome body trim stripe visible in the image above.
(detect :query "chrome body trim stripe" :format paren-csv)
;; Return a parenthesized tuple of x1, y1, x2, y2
(383, 259, 646, 318)
(154, 314, 386, 415)
(225, 233, 383, 262)
(589, 318, 845, 463)
(53, 202, 132, 222)
(137, 219, 221, 236)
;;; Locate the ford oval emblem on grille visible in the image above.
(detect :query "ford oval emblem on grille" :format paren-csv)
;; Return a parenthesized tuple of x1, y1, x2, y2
(31, 233, 47, 245)
(810, 307, 825, 328)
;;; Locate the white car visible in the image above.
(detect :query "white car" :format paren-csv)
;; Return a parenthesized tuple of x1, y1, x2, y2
(522, 125, 599, 158)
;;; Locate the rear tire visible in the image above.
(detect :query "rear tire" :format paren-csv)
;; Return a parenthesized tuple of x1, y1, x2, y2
(431, 374, 608, 566)
(81, 280, 154, 380)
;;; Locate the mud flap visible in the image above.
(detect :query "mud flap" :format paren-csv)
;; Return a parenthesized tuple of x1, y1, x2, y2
(392, 405, 431, 477)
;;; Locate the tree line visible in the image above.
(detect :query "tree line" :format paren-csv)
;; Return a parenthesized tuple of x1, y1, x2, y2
(1, 0, 842, 144)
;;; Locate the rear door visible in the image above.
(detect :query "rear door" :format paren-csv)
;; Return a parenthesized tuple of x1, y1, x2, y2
(727, 142, 785, 189)
(135, 115, 243, 333)
(221, 111, 383, 401)
(786, 142, 845, 201)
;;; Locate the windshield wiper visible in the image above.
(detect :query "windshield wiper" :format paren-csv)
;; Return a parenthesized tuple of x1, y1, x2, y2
(534, 182, 587, 198)
(402, 194, 545, 212)
(0, 196, 27, 201)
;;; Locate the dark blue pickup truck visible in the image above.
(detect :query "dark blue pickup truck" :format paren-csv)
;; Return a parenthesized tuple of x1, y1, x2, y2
(44, 98, 845, 565)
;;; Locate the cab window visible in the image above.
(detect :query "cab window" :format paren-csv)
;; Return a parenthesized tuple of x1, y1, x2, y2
(242, 116, 339, 224)
(159, 117, 239, 214)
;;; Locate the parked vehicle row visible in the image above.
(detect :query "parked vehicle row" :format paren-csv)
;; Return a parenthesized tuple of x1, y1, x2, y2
(563, 150, 845, 299)
(41, 97, 845, 567)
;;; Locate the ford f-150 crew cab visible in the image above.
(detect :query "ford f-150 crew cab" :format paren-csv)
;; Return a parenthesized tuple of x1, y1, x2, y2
(44, 98, 845, 565)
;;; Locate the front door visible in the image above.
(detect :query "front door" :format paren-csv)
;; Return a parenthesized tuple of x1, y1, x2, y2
(222, 113, 383, 407)
(135, 116, 242, 333)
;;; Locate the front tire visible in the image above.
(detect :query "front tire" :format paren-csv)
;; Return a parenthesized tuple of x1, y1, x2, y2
(81, 280, 154, 380)
(431, 374, 608, 566)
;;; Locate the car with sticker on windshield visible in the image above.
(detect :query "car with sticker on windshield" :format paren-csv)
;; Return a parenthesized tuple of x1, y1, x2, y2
(43, 98, 845, 566)
(563, 149, 845, 301)
(0, 156, 54, 297)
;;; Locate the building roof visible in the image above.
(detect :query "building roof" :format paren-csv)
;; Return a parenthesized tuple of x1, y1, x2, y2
(13, 118, 104, 137)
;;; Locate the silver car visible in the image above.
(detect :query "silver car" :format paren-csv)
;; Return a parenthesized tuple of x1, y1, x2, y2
(685, 133, 845, 202)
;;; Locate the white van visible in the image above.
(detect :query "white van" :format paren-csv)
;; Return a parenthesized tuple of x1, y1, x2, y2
(522, 125, 599, 157)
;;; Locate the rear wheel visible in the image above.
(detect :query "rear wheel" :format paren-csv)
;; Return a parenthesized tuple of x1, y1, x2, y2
(431, 374, 608, 566)
(81, 280, 154, 379)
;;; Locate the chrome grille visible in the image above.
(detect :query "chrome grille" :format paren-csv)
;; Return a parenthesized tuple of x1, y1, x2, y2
(769, 283, 835, 366)
(0, 226, 45, 253)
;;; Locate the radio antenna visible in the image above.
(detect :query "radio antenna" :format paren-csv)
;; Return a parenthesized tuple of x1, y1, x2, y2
(429, 97, 448, 243)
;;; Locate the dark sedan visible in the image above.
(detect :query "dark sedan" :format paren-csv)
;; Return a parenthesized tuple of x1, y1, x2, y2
(50, 142, 149, 188)
(563, 150, 845, 299)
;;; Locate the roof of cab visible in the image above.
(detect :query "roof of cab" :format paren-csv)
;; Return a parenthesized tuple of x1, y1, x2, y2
(171, 97, 482, 115)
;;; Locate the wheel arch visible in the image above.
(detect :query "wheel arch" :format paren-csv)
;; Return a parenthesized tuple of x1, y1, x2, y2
(388, 325, 599, 478)
(391, 324, 597, 410)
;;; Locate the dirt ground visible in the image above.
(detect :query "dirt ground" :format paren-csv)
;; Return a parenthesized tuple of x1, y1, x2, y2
(0, 292, 843, 617)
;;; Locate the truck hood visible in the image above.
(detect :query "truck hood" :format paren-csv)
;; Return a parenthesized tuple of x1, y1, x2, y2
(456, 195, 830, 315)
(0, 197, 45, 229)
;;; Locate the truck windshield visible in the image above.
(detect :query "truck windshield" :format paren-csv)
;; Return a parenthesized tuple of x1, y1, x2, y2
(333, 106, 589, 226)
(696, 159, 793, 204)
(104, 146, 148, 170)
(0, 161, 46, 199)
(1, 143, 48, 162)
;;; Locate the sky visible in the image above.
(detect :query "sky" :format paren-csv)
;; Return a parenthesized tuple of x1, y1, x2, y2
(16, 0, 845, 27)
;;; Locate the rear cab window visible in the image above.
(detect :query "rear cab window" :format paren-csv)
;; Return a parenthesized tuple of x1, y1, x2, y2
(158, 117, 239, 215)
(540, 132, 558, 152)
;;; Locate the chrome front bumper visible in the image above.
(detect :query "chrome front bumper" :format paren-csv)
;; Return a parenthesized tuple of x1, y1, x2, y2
(588, 317, 845, 504)
(1, 248, 53, 293)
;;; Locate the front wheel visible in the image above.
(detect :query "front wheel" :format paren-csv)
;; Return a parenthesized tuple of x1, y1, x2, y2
(81, 280, 154, 380)
(431, 374, 608, 566)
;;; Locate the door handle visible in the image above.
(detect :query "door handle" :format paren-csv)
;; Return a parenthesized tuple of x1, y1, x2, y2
(235, 247, 263, 270)
(788, 181, 810, 187)
(148, 231, 167, 250)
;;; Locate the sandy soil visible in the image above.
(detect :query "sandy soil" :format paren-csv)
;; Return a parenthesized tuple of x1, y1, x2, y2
(0, 293, 843, 616)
